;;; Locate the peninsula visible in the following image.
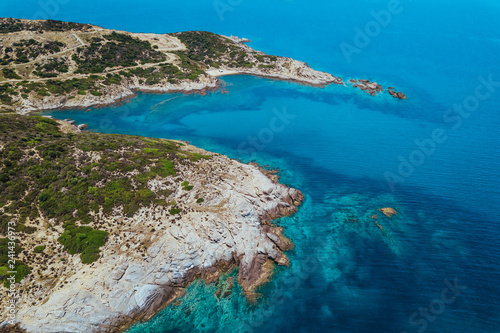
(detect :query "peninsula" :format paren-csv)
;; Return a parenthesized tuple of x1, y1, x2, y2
(0, 18, 342, 115)
(0, 18, 405, 116)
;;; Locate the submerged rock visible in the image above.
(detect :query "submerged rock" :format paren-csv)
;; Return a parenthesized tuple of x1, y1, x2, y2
(379, 207, 397, 217)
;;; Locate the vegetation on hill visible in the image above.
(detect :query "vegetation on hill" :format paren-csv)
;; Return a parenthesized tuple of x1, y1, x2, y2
(72, 32, 166, 74)
(0, 114, 210, 269)
(0, 18, 92, 34)
(33, 58, 69, 78)
(121, 62, 204, 84)
(175, 31, 238, 66)
(174, 31, 277, 69)
(0, 83, 16, 105)
(1, 39, 66, 65)
(2, 68, 22, 80)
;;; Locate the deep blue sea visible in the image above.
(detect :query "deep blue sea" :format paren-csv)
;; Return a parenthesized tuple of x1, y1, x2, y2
(2, 0, 500, 332)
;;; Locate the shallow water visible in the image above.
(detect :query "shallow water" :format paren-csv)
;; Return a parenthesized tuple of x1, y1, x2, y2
(4, 0, 500, 332)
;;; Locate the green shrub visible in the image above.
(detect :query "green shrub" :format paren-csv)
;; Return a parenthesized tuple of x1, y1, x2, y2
(181, 181, 194, 191)
(188, 153, 211, 162)
(0, 238, 30, 288)
(2, 68, 22, 80)
(57, 225, 109, 264)
(156, 159, 176, 177)
(38, 191, 50, 202)
(169, 207, 181, 215)
(34, 245, 45, 253)
(80, 246, 100, 264)
(37, 89, 50, 96)
(35, 121, 59, 134)
(144, 147, 158, 154)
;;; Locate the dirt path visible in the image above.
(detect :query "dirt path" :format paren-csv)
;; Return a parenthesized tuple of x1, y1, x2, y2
(72, 33, 86, 46)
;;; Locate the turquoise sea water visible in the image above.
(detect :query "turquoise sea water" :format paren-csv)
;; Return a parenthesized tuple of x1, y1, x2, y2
(3, 0, 500, 332)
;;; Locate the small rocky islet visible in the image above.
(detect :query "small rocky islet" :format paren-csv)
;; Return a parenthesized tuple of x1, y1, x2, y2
(349, 79, 407, 99)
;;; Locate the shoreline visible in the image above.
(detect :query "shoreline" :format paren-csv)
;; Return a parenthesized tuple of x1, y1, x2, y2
(19, 66, 338, 115)
(17, 75, 222, 115)
(26, 79, 224, 115)
(207, 69, 342, 88)
(23, 67, 342, 116)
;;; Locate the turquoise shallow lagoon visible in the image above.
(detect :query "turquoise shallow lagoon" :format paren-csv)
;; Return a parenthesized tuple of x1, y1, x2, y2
(3, 0, 500, 332)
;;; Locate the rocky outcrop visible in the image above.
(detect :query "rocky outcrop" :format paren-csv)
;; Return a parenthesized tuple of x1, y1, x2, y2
(348, 80, 407, 99)
(350, 79, 384, 96)
(77, 123, 88, 130)
(7, 144, 303, 333)
(225, 56, 339, 87)
(226, 35, 251, 44)
(387, 87, 407, 99)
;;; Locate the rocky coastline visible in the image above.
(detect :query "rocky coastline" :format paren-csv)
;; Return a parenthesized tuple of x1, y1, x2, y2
(1, 131, 303, 332)
(15, 74, 221, 115)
